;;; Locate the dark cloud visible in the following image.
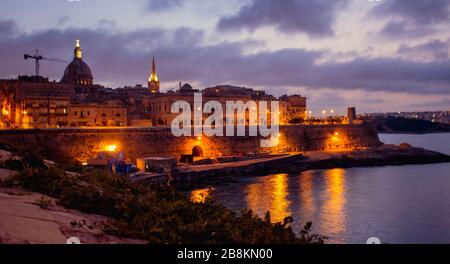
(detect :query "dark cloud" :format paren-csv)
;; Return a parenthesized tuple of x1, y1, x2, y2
(0, 19, 18, 38)
(313, 57, 450, 94)
(398, 39, 450, 60)
(217, 0, 348, 37)
(371, 0, 450, 25)
(309, 92, 348, 108)
(371, 0, 450, 39)
(376, 21, 436, 40)
(409, 98, 450, 109)
(0, 19, 449, 96)
(146, 0, 183, 11)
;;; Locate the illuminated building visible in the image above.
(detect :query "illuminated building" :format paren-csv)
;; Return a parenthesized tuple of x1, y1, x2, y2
(279, 95, 307, 124)
(148, 56, 160, 93)
(61, 39, 94, 85)
(0, 77, 73, 128)
(68, 102, 127, 127)
(0, 40, 126, 128)
(0, 40, 313, 128)
(140, 84, 287, 127)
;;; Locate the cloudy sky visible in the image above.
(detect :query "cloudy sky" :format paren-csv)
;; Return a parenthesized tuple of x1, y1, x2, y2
(0, 0, 449, 114)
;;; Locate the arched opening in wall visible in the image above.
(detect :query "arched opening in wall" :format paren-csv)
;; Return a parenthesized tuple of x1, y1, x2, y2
(192, 146, 203, 157)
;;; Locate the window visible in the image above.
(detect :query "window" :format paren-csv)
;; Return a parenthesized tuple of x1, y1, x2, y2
(74, 111, 78, 116)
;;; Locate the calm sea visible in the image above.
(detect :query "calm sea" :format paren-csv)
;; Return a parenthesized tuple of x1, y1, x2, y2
(201, 133, 450, 244)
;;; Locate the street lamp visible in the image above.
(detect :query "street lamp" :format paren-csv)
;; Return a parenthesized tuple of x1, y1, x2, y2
(104, 144, 118, 152)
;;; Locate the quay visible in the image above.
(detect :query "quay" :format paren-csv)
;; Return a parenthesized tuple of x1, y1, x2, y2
(133, 144, 450, 186)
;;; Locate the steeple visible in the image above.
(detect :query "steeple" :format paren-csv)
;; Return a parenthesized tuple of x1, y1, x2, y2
(74, 39, 82, 59)
(148, 56, 160, 93)
(149, 56, 158, 82)
(152, 57, 156, 78)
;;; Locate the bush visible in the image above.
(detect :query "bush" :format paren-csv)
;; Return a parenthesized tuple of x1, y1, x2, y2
(8, 166, 326, 244)
(0, 158, 25, 171)
(35, 196, 53, 209)
(10, 167, 73, 197)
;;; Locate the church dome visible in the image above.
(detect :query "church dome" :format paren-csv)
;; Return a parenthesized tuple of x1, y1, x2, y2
(61, 40, 93, 85)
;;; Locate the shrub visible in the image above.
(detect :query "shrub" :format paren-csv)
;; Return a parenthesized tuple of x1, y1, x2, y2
(35, 196, 53, 209)
(0, 158, 25, 171)
(8, 166, 327, 244)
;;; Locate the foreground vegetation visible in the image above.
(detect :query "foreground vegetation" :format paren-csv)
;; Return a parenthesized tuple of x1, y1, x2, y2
(0, 146, 326, 244)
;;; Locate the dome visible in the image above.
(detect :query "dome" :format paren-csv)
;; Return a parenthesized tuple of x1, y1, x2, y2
(61, 40, 93, 85)
(61, 58, 93, 85)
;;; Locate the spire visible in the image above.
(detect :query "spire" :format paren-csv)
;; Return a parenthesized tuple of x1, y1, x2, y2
(148, 56, 159, 82)
(152, 56, 156, 77)
(74, 39, 82, 59)
(148, 56, 160, 93)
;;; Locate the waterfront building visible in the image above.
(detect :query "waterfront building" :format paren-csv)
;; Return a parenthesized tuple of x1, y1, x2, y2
(0, 40, 310, 129)
(0, 76, 73, 128)
(140, 84, 306, 126)
(68, 101, 127, 127)
(279, 95, 307, 124)
(0, 40, 127, 128)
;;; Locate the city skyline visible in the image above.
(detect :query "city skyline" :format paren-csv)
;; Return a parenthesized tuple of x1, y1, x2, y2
(0, 0, 449, 113)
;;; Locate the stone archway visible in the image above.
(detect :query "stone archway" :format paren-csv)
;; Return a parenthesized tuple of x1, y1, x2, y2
(192, 145, 204, 157)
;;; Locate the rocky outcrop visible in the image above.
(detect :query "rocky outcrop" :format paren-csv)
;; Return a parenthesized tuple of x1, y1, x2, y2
(0, 187, 146, 244)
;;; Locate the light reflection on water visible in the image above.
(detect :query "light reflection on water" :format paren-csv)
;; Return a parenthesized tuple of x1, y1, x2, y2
(320, 169, 346, 237)
(246, 174, 291, 223)
(189, 133, 450, 244)
(190, 169, 349, 241)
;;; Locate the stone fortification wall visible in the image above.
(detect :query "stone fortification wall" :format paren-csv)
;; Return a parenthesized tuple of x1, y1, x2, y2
(0, 124, 380, 162)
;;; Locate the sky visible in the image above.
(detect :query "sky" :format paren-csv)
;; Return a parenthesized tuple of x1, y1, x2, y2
(0, 0, 449, 114)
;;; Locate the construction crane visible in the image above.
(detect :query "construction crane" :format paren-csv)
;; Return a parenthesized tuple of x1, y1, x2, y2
(24, 50, 67, 77)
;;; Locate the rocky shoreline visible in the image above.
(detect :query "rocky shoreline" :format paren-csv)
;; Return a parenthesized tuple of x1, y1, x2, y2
(175, 144, 450, 189)
(1, 144, 449, 243)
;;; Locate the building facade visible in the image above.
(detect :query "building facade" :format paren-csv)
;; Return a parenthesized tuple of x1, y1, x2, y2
(279, 95, 307, 124)
(68, 103, 127, 127)
(0, 40, 307, 129)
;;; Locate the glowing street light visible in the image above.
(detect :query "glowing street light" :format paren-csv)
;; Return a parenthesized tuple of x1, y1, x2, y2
(104, 144, 118, 152)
